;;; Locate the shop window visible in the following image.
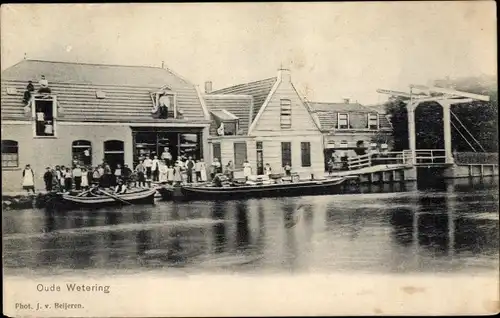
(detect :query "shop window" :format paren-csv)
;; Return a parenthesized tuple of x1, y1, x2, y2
(281, 142, 292, 167)
(233, 142, 247, 170)
(179, 133, 200, 159)
(301, 142, 311, 167)
(280, 99, 292, 129)
(104, 140, 124, 170)
(71, 140, 92, 167)
(337, 113, 349, 129)
(368, 113, 379, 130)
(212, 143, 221, 161)
(1, 140, 19, 168)
(33, 96, 57, 137)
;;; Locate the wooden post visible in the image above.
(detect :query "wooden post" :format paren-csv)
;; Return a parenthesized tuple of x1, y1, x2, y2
(439, 101, 454, 164)
(407, 101, 417, 165)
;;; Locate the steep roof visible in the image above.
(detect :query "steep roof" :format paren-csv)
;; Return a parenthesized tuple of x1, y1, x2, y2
(204, 95, 254, 135)
(1, 60, 208, 123)
(210, 77, 277, 120)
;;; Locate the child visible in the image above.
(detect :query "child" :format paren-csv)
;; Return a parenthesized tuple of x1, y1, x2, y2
(81, 167, 89, 191)
(284, 163, 292, 176)
(166, 165, 175, 185)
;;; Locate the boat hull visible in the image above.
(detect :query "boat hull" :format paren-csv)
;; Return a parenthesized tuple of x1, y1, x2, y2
(47, 188, 157, 210)
(179, 177, 360, 201)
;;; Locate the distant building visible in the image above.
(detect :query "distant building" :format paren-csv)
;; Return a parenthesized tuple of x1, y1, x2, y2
(308, 100, 392, 169)
(1, 59, 211, 192)
(204, 69, 325, 179)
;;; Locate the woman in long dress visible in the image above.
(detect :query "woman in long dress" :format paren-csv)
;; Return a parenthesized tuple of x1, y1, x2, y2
(173, 163, 183, 185)
(22, 165, 35, 194)
(158, 162, 168, 183)
(166, 165, 175, 185)
(81, 168, 89, 190)
(199, 159, 207, 182)
(243, 160, 252, 180)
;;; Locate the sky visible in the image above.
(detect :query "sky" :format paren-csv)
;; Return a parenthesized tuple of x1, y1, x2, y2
(1, 2, 497, 105)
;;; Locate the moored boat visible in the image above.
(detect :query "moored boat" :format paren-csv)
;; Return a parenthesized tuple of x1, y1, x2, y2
(48, 187, 157, 209)
(172, 174, 360, 201)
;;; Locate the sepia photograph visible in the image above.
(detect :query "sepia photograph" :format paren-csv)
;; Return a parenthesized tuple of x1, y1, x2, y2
(2, 2, 498, 316)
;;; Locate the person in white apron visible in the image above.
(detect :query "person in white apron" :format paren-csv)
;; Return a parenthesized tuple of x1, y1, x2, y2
(166, 165, 175, 185)
(159, 162, 168, 183)
(264, 163, 272, 176)
(22, 165, 35, 194)
(81, 167, 89, 190)
(199, 158, 208, 182)
(173, 163, 183, 185)
(243, 160, 252, 180)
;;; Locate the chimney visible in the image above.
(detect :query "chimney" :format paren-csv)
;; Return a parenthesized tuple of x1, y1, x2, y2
(343, 98, 350, 104)
(205, 81, 213, 94)
(278, 68, 291, 83)
(161, 61, 165, 69)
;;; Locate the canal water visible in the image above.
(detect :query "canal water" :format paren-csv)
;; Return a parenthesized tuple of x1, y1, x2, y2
(3, 177, 498, 277)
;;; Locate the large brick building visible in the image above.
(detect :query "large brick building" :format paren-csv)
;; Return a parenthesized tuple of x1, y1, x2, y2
(1, 60, 211, 192)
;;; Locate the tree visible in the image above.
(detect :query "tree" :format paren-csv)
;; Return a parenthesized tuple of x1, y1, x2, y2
(385, 75, 498, 152)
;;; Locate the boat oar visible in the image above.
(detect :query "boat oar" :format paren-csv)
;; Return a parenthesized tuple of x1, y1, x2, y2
(97, 189, 133, 205)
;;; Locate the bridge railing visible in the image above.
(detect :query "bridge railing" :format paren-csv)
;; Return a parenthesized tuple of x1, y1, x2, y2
(454, 152, 499, 165)
(348, 151, 414, 170)
(413, 149, 447, 164)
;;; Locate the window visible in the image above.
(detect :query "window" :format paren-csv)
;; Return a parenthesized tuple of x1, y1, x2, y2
(368, 113, 379, 130)
(153, 91, 177, 119)
(33, 96, 57, 137)
(281, 142, 292, 167)
(212, 143, 221, 161)
(104, 140, 124, 170)
(337, 113, 349, 129)
(301, 142, 311, 167)
(256, 141, 264, 175)
(72, 140, 92, 167)
(1, 140, 19, 167)
(234, 142, 247, 170)
(280, 99, 292, 129)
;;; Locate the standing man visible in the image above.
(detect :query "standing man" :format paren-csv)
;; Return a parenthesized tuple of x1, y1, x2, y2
(43, 167, 53, 192)
(72, 164, 83, 190)
(161, 147, 172, 166)
(143, 156, 153, 182)
(151, 155, 160, 182)
(185, 156, 195, 183)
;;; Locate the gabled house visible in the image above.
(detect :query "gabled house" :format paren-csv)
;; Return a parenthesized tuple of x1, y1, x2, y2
(1, 59, 211, 191)
(308, 99, 393, 168)
(204, 69, 325, 179)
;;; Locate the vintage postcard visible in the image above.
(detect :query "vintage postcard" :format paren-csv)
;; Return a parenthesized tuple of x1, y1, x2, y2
(2, 2, 498, 317)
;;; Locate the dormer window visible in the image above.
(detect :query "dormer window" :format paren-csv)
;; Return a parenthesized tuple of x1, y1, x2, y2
(151, 91, 177, 119)
(337, 113, 349, 129)
(32, 95, 57, 137)
(96, 90, 106, 99)
(368, 113, 379, 130)
(211, 109, 239, 136)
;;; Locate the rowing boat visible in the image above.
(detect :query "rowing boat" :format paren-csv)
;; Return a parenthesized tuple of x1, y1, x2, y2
(51, 187, 157, 208)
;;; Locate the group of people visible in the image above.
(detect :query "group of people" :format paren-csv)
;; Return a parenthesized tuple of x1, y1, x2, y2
(23, 75, 52, 106)
(38, 162, 134, 193)
(21, 152, 296, 194)
(134, 154, 209, 186)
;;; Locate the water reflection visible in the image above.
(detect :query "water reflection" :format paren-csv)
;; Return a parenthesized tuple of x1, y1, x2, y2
(2, 177, 498, 275)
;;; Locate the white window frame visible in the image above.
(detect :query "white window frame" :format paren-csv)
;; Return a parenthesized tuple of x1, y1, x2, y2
(368, 113, 379, 130)
(32, 95, 58, 138)
(337, 113, 349, 129)
(1, 140, 19, 168)
(154, 91, 177, 119)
